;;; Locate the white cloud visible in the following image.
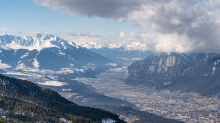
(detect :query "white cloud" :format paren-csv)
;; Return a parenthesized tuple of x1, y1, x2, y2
(29, 32, 51, 36)
(34, 0, 220, 53)
(119, 32, 126, 38)
(61, 30, 100, 37)
(127, 0, 220, 53)
(0, 28, 21, 34)
(119, 31, 136, 38)
(153, 33, 193, 53)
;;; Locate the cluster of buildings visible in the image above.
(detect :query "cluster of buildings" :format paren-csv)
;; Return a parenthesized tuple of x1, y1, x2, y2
(77, 68, 220, 123)
(125, 89, 220, 122)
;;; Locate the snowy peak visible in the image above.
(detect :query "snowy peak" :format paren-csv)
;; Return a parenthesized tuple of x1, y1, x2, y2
(0, 34, 78, 51)
(76, 41, 149, 52)
(77, 41, 105, 49)
(75, 41, 157, 64)
(0, 34, 119, 82)
(113, 42, 149, 52)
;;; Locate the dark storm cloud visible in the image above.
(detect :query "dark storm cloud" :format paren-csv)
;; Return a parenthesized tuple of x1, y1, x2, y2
(33, 0, 143, 18)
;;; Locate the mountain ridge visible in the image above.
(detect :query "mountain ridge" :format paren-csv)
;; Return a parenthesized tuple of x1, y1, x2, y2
(76, 41, 150, 52)
(76, 41, 157, 64)
(0, 33, 78, 51)
(0, 74, 125, 123)
(0, 34, 120, 84)
(125, 52, 220, 96)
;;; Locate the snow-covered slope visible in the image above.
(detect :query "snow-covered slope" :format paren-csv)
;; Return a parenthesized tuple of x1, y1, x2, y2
(0, 34, 119, 85)
(77, 41, 105, 49)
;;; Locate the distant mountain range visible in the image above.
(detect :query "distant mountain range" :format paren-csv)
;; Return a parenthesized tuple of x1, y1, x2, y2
(0, 34, 121, 84)
(125, 52, 220, 97)
(76, 41, 157, 64)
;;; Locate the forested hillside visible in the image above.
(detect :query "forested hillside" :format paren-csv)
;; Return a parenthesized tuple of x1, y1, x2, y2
(0, 74, 125, 123)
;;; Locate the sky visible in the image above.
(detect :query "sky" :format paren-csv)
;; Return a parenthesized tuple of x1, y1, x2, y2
(1, 0, 220, 53)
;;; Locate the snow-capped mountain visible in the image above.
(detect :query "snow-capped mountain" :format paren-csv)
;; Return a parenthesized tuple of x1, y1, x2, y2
(76, 41, 150, 51)
(76, 41, 157, 64)
(0, 34, 119, 84)
(0, 33, 78, 51)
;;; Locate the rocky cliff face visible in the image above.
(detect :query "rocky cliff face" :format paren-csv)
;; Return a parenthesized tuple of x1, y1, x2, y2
(168, 54, 220, 96)
(125, 52, 217, 90)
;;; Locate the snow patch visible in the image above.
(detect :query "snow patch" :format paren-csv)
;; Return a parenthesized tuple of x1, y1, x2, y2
(116, 57, 129, 61)
(132, 58, 142, 60)
(212, 59, 220, 75)
(20, 52, 29, 59)
(108, 43, 123, 49)
(212, 66, 216, 75)
(16, 63, 26, 70)
(83, 66, 97, 70)
(102, 119, 116, 123)
(61, 42, 67, 49)
(73, 68, 84, 72)
(0, 80, 9, 86)
(70, 64, 74, 67)
(123, 42, 149, 51)
(5, 72, 39, 77)
(55, 68, 74, 74)
(59, 118, 71, 123)
(59, 52, 65, 55)
(76, 41, 104, 49)
(106, 63, 117, 67)
(37, 81, 69, 86)
(32, 58, 40, 68)
(0, 60, 12, 69)
(62, 89, 72, 91)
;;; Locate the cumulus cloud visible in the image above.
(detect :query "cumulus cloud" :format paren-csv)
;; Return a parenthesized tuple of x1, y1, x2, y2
(153, 33, 193, 53)
(113, 31, 155, 47)
(119, 31, 136, 39)
(119, 32, 126, 38)
(0, 28, 21, 33)
(61, 30, 100, 37)
(34, 0, 220, 53)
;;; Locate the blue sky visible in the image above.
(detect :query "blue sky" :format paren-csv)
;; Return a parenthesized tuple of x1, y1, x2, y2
(1, 0, 220, 53)
(0, 0, 139, 41)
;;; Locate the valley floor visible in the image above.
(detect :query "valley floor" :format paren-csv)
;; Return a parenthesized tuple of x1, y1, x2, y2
(75, 67, 220, 123)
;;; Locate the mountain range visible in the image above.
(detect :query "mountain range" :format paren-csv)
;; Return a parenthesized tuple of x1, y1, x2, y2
(0, 34, 121, 83)
(0, 34, 187, 122)
(76, 41, 157, 64)
(125, 52, 220, 96)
